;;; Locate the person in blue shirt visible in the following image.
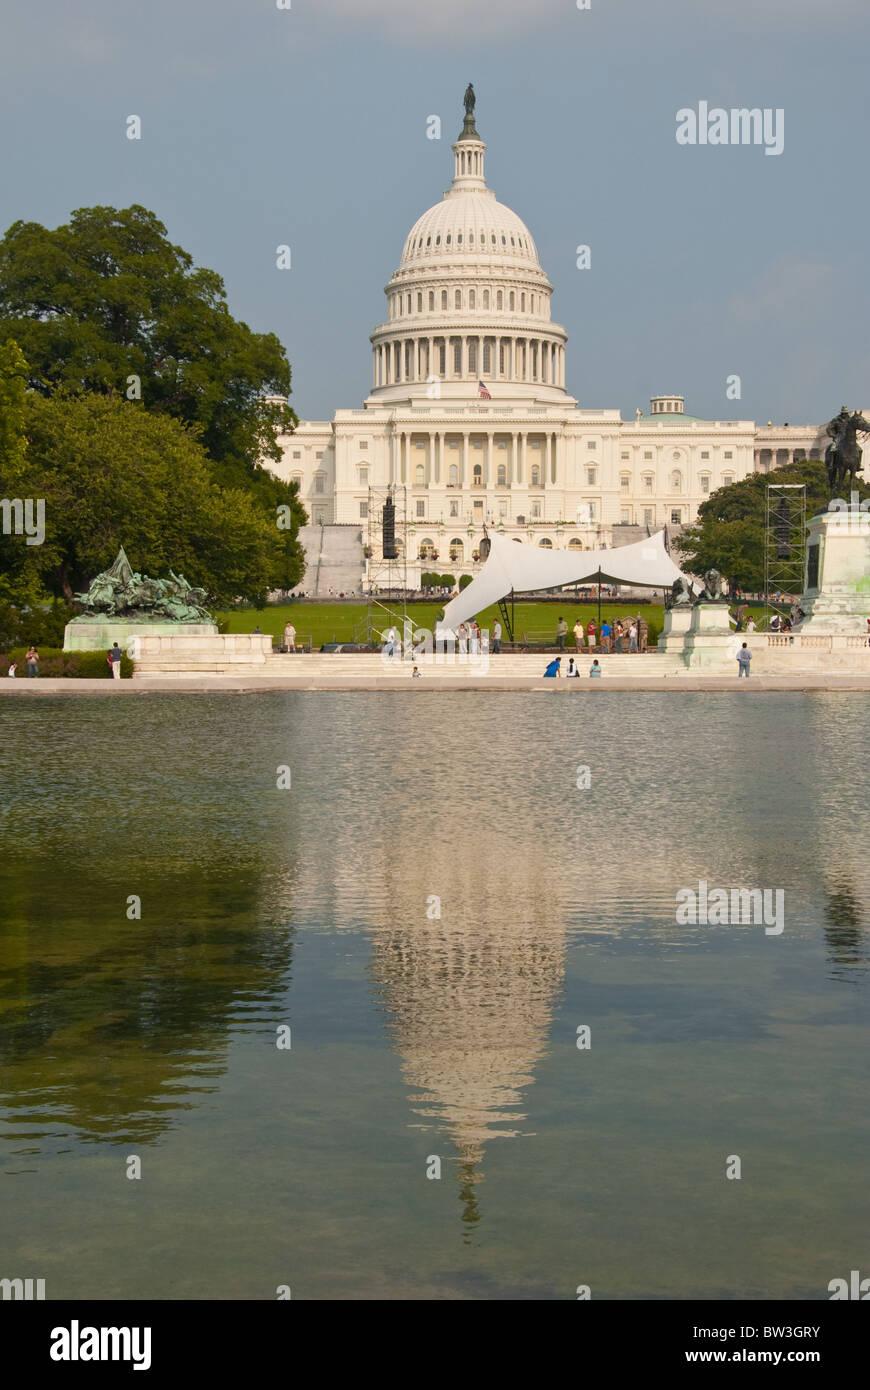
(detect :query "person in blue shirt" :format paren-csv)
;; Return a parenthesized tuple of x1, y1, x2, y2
(589, 659, 602, 677)
(543, 657, 561, 677)
(600, 621, 612, 653)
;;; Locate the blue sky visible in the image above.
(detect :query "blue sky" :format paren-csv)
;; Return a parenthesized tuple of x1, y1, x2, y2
(2, 0, 868, 426)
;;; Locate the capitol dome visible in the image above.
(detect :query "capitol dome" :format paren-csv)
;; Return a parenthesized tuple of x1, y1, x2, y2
(368, 89, 569, 405)
(400, 193, 542, 274)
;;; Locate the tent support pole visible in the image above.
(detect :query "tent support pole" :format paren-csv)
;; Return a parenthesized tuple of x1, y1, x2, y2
(498, 590, 515, 643)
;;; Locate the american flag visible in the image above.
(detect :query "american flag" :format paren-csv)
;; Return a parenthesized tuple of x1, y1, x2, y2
(478, 381, 491, 400)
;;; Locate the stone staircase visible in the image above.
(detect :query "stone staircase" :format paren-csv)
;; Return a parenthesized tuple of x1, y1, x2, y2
(296, 524, 364, 596)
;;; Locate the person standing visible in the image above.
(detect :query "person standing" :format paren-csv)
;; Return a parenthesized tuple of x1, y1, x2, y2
(746, 617, 757, 634)
(629, 622, 638, 653)
(457, 623, 467, 655)
(284, 621, 296, 652)
(573, 618, 585, 652)
(737, 642, 752, 678)
(108, 642, 123, 679)
(492, 619, 502, 654)
(600, 620, 611, 653)
(556, 616, 568, 651)
(587, 619, 597, 650)
(25, 645, 39, 678)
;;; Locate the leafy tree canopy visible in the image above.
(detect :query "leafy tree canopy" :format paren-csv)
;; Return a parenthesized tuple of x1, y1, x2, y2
(13, 391, 297, 606)
(0, 205, 298, 478)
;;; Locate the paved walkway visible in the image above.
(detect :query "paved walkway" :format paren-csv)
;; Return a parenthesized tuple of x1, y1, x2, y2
(4, 675, 870, 694)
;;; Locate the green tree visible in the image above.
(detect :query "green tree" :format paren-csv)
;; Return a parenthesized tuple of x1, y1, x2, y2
(21, 392, 292, 605)
(0, 205, 306, 587)
(675, 459, 870, 593)
(0, 337, 43, 606)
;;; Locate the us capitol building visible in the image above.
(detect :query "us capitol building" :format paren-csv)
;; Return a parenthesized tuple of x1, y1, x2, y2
(273, 91, 824, 592)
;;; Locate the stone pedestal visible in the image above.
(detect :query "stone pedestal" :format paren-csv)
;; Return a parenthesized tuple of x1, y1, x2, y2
(657, 604, 694, 652)
(64, 620, 218, 653)
(681, 601, 737, 670)
(799, 506, 870, 634)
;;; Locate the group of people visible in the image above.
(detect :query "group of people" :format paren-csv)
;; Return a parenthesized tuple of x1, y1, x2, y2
(544, 656, 603, 678)
(8, 645, 41, 678)
(7, 643, 124, 678)
(558, 616, 646, 654)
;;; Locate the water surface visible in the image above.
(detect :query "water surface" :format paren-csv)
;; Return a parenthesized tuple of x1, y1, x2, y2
(1, 692, 868, 1299)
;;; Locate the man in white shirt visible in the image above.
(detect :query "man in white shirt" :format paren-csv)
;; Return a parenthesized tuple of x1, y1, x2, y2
(492, 620, 502, 654)
(284, 622, 296, 652)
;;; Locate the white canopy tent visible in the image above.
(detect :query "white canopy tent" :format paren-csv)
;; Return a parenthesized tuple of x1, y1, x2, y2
(438, 530, 689, 632)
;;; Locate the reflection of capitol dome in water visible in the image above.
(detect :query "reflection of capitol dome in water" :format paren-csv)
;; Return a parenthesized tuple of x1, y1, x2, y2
(368, 850, 567, 1230)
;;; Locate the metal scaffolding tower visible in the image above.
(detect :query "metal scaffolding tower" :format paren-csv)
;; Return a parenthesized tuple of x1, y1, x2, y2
(764, 483, 806, 612)
(364, 484, 409, 646)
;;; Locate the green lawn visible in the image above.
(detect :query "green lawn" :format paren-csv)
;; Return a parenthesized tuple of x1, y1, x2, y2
(216, 600, 668, 648)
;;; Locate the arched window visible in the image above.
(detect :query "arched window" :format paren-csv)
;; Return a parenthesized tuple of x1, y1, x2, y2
(358, 467, 368, 486)
(469, 289, 476, 309)
(455, 289, 462, 309)
(497, 290, 503, 309)
(428, 291, 434, 311)
(521, 293, 526, 311)
(620, 473, 630, 491)
(722, 473, 734, 487)
(291, 473, 302, 488)
(509, 292, 515, 310)
(531, 464, 541, 486)
(449, 463, 459, 486)
(449, 538, 464, 562)
(497, 463, 507, 485)
(468, 339, 477, 372)
(441, 290, 448, 309)
(671, 470, 682, 492)
(483, 289, 490, 309)
(406, 294, 411, 313)
(538, 537, 553, 548)
(568, 538, 584, 549)
(419, 538, 436, 560)
(417, 293, 422, 312)
(415, 463, 425, 486)
(473, 463, 482, 485)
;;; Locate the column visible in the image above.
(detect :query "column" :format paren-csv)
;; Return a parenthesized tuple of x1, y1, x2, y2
(400, 432, 406, 484)
(434, 431, 440, 484)
(462, 432, 468, 488)
(513, 431, 519, 485)
(519, 432, 526, 485)
(429, 337, 435, 385)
